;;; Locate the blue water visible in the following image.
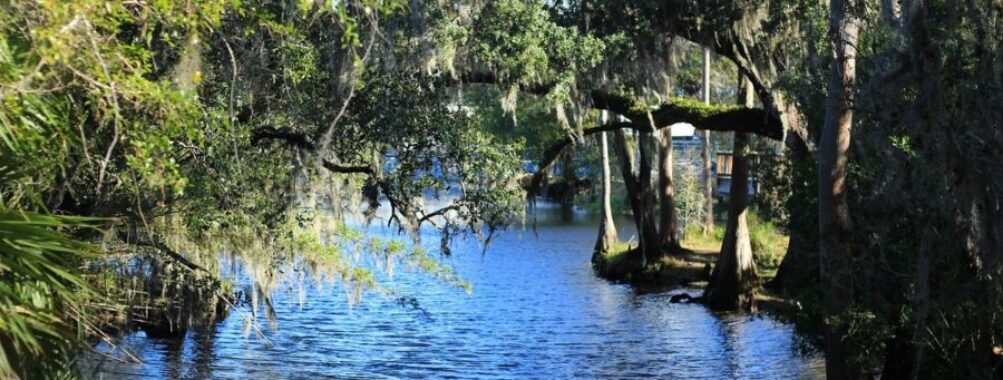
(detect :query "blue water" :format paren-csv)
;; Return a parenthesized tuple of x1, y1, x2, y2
(86, 204, 823, 379)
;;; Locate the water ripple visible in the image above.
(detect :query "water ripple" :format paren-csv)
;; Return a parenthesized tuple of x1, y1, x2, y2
(86, 209, 823, 379)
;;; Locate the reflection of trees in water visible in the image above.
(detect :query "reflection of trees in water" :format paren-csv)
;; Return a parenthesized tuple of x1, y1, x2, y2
(559, 203, 576, 222)
(157, 333, 185, 379)
(715, 315, 824, 379)
(191, 328, 219, 377)
(716, 315, 744, 378)
(152, 326, 219, 379)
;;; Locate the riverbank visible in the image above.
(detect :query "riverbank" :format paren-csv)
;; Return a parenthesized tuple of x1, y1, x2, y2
(592, 221, 794, 311)
(593, 245, 714, 290)
(593, 246, 802, 316)
(594, 206, 789, 283)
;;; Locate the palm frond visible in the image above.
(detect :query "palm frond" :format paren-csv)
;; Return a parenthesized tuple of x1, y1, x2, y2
(0, 209, 100, 379)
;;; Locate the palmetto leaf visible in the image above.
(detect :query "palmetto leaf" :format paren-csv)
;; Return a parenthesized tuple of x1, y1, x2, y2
(0, 209, 100, 379)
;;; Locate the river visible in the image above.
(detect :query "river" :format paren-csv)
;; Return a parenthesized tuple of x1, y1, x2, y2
(86, 203, 824, 379)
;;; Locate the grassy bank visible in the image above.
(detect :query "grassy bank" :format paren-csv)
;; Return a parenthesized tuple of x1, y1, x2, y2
(678, 210, 788, 279)
(594, 209, 789, 287)
(593, 240, 711, 290)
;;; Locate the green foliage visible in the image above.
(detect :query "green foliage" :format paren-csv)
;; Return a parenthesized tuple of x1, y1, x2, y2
(763, 0, 1003, 376)
(0, 0, 232, 211)
(471, 0, 604, 107)
(673, 152, 705, 235)
(679, 204, 787, 275)
(824, 308, 893, 371)
(332, 73, 526, 238)
(462, 84, 565, 159)
(747, 211, 788, 272)
(0, 210, 101, 379)
(6, 0, 999, 378)
(1, 0, 507, 377)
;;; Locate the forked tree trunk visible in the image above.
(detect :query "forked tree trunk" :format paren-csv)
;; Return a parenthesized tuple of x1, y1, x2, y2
(819, 0, 861, 378)
(611, 129, 658, 266)
(701, 47, 715, 235)
(704, 74, 758, 311)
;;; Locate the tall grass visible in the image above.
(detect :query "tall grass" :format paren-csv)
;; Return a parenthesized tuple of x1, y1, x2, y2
(680, 209, 789, 276)
(747, 212, 788, 272)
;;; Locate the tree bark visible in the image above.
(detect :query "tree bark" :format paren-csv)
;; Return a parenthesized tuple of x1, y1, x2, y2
(638, 129, 661, 262)
(701, 47, 716, 235)
(819, 0, 861, 378)
(768, 221, 817, 292)
(704, 74, 758, 311)
(593, 112, 619, 264)
(658, 127, 681, 253)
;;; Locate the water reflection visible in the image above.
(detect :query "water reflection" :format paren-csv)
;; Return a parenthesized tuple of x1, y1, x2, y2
(86, 204, 823, 379)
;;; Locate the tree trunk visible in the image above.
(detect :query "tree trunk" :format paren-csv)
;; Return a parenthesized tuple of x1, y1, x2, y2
(704, 74, 758, 311)
(701, 47, 715, 235)
(768, 222, 817, 292)
(638, 129, 661, 261)
(881, 0, 900, 26)
(612, 129, 658, 266)
(765, 102, 818, 293)
(819, 0, 861, 378)
(560, 150, 576, 206)
(593, 112, 619, 264)
(658, 127, 681, 253)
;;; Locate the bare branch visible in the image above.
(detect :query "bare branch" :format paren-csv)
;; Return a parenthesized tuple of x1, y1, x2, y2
(418, 205, 460, 226)
(528, 122, 636, 196)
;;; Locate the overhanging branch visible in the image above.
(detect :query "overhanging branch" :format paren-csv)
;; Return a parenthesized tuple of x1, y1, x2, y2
(321, 160, 375, 175)
(589, 90, 785, 140)
(528, 96, 784, 197)
(452, 71, 783, 140)
(418, 205, 460, 227)
(252, 126, 315, 150)
(528, 122, 636, 196)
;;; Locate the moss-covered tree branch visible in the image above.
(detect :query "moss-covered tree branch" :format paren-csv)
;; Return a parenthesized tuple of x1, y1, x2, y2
(589, 90, 785, 140)
(527, 93, 784, 197)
